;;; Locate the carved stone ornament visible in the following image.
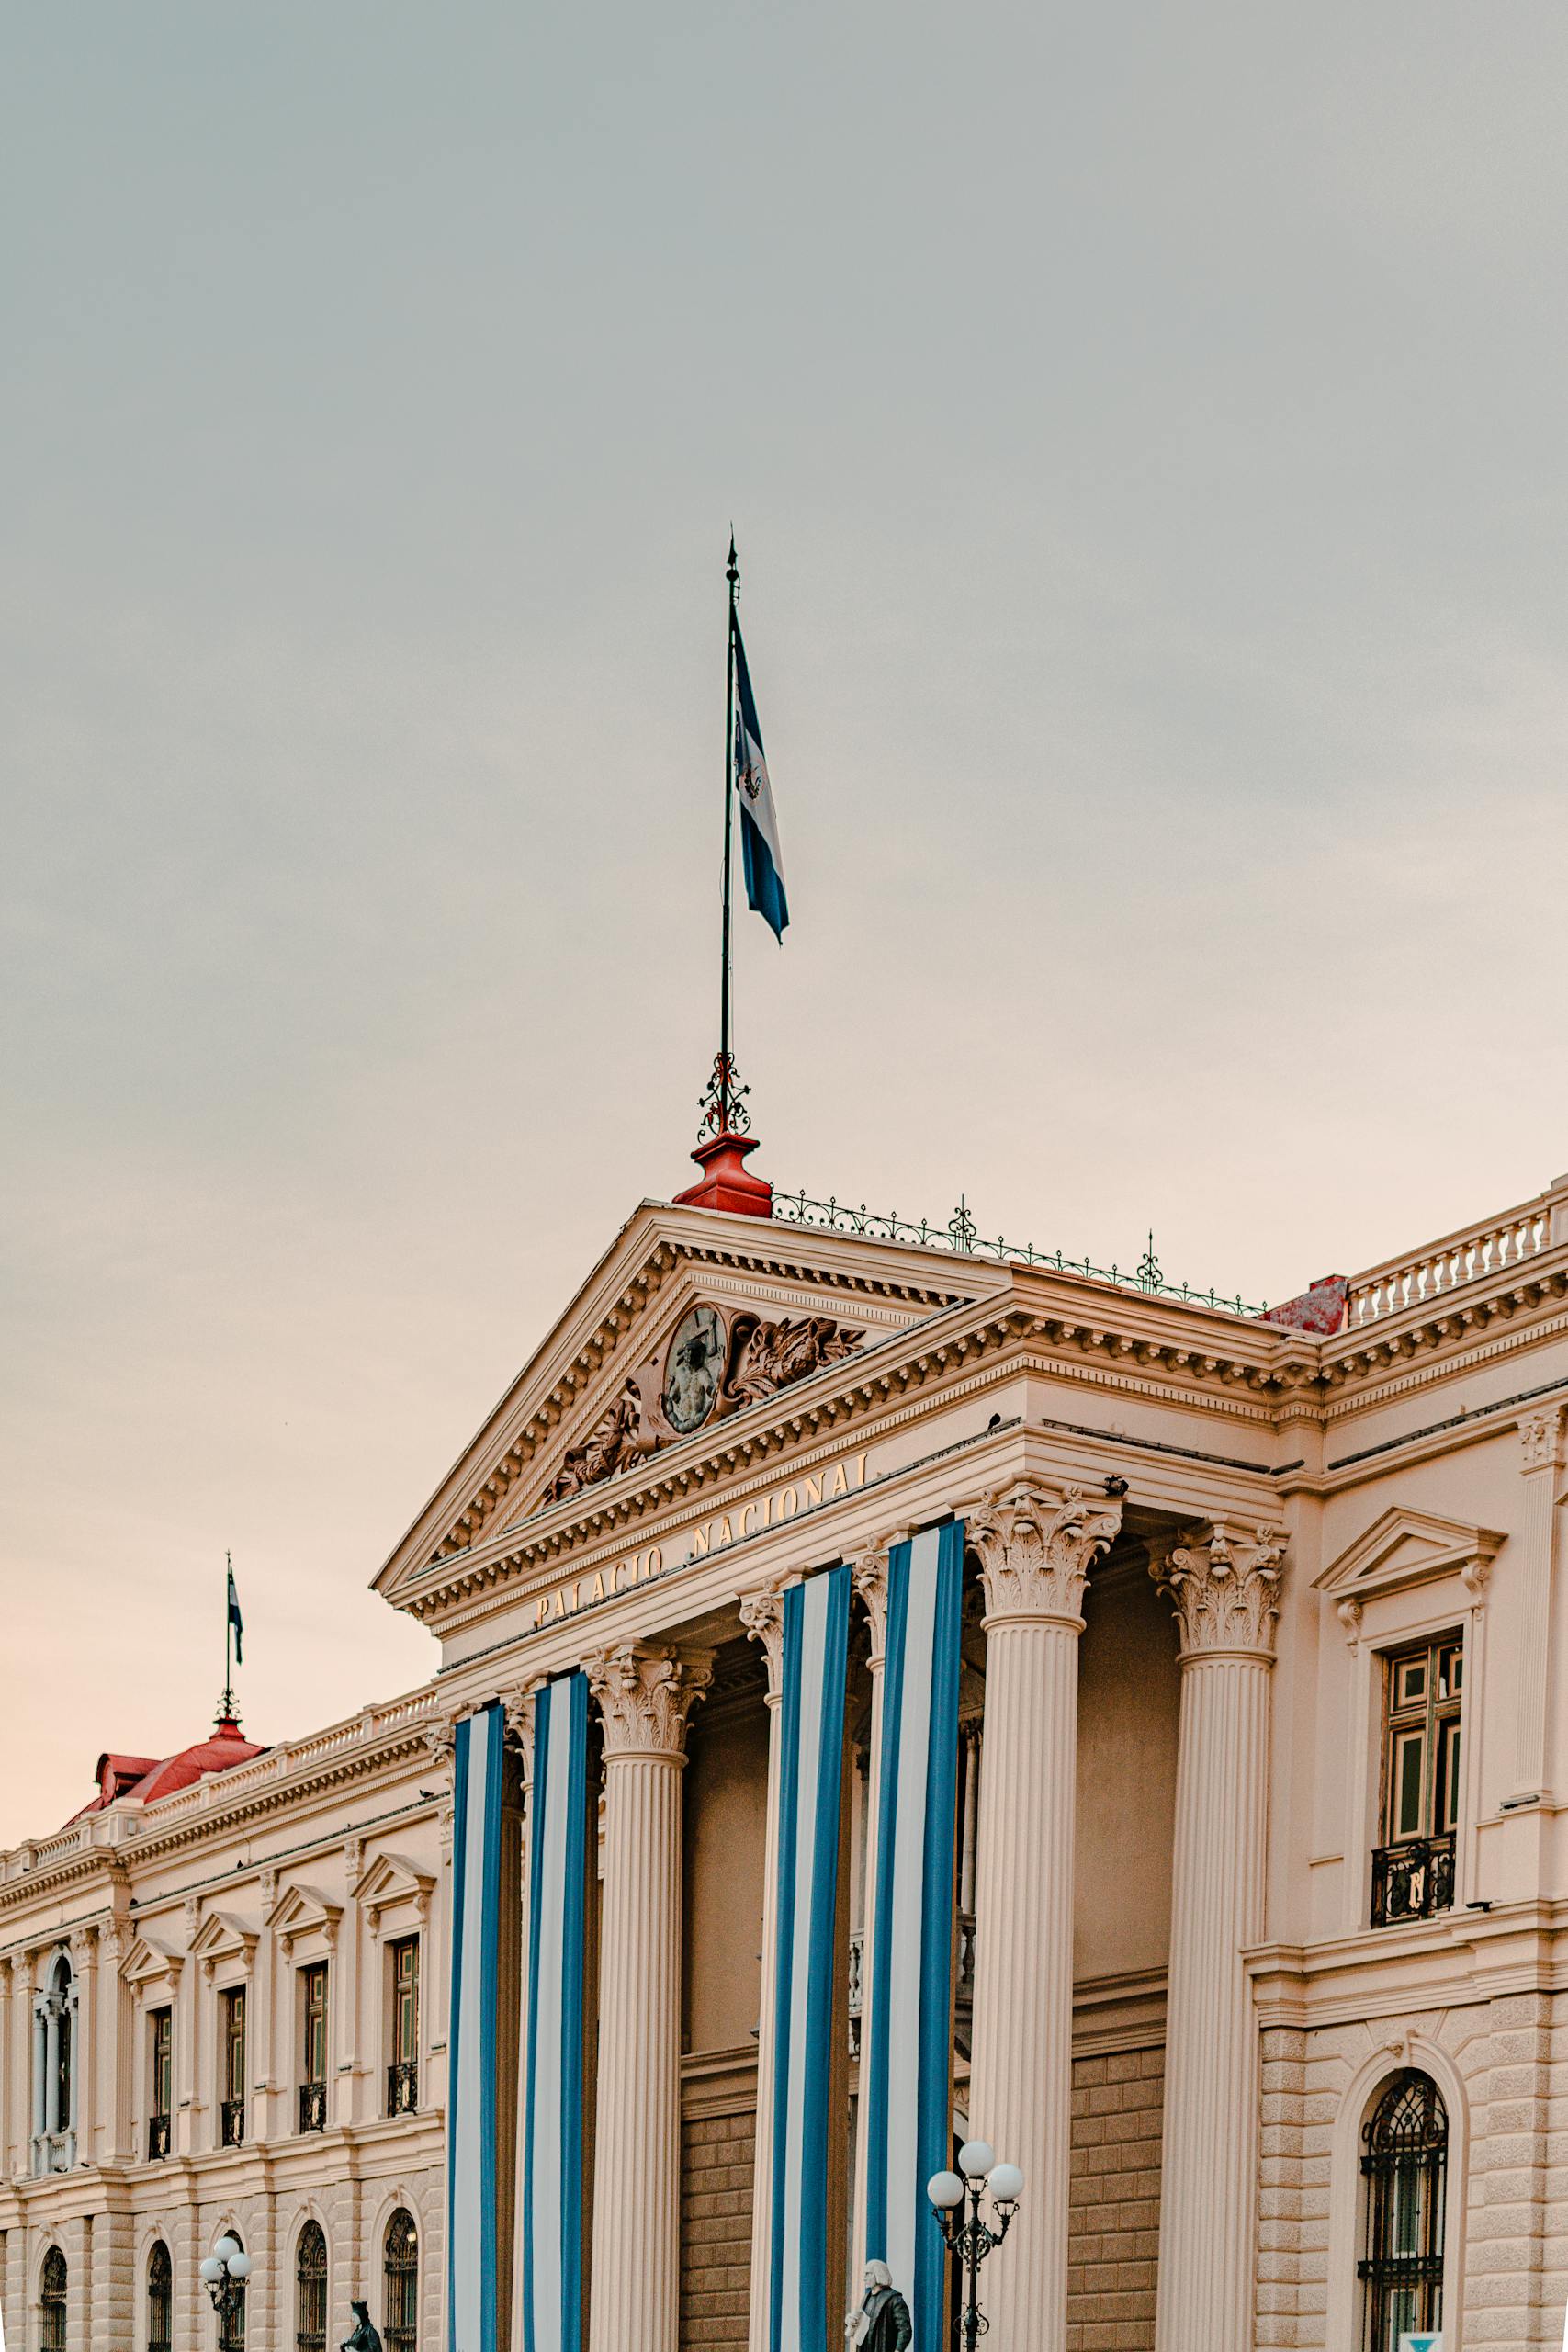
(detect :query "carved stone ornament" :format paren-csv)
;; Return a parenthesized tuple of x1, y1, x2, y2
(500, 1679, 547, 1781)
(423, 1713, 459, 1778)
(739, 1577, 796, 1701)
(1151, 1521, 1287, 1661)
(1519, 1406, 1564, 1474)
(965, 1482, 1125, 1628)
(543, 1305, 864, 1505)
(584, 1645, 715, 1759)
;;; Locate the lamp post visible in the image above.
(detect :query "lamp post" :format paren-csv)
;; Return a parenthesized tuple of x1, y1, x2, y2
(928, 2139, 1023, 2351)
(199, 2233, 252, 2335)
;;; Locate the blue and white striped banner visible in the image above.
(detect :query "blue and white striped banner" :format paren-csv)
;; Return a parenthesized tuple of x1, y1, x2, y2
(448, 1702, 507, 2352)
(861, 1521, 964, 2350)
(767, 1565, 852, 2352)
(520, 1673, 590, 2352)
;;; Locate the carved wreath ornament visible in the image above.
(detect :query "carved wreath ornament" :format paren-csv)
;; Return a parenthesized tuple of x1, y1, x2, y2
(544, 1307, 863, 1504)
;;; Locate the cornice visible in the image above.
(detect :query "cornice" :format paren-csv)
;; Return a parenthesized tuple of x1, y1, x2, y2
(1319, 1264, 1568, 1396)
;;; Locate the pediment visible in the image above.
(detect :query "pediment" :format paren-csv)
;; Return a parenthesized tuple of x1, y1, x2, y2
(268, 1884, 342, 1953)
(355, 1852, 434, 1933)
(121, 1934, 182, 1996)
(1314, 1506, 1505, 1616)
(374, 1198, 981, 1608)
(189, 1909, 258, 1978)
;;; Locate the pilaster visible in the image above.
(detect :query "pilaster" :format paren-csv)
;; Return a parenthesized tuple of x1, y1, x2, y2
(964, 1479, 1123, 2352)
(1515, 1406, 1564, 1799)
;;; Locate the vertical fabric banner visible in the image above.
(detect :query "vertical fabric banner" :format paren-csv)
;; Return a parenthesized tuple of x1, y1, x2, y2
(768, 1565, 852, 2352)
(861, 1521, 964, 2351)
(449, 1702, 507, 2352)
(520, 1672, 591, 2352)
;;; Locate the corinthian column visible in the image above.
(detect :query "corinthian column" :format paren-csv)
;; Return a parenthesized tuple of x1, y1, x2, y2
(1150, 1521, 1285, 2352)
(964, 1481, 1123, 2352)
(585, 1644, 714, 2352)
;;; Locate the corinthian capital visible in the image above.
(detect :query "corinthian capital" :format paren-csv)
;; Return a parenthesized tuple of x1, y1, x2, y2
(849, 1528, 913, 1663)
(498, 1679, 547, 1782)
(739, 1576, 797, 1703)
(965, 1482, 1124, 1629)
(1519, 1406, 1564, 1474)
(585, 1645, 715, 1760)
(1150, 1521, 1286, 1661)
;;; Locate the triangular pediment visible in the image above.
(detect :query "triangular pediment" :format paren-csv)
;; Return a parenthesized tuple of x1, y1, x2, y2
(189, 1909, 258, 1977)
(1314, 1506, 1505, 1608)
(122, 1934, 182, 1995)
(268, 1885, 342, 1952)
(374, 1197, 987, 1610)
(356, 1852, 434, 1931)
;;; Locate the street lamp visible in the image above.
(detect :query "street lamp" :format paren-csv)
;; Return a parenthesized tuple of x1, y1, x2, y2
(928, 2139, 1022, 2350)
(199, 2233, 252, 2334)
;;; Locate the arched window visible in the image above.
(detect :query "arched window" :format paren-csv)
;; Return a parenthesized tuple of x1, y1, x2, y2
(219, 2229, 247, 2352)
(384, 2208, 419, 2352)
(41, 2246, 68, 2352)
(1358, 2070, 1448, 2351)
(148, 2240, 173, 2352)
(295, 2220, 327, 2352)
(32, 1951, 76, 2170)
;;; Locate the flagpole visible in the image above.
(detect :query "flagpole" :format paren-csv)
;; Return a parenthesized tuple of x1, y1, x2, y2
(719, 533, 739, 1132)
(222, 1550, 234, 1724)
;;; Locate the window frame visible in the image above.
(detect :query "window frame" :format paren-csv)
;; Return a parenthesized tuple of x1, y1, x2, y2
(1358, 2069, 1449, 2351)
(295, 2219, 328, 2352)
(384, 2207, 419, 2352)
(220, 1984, 247, 2145)
(40, 2245, 68, 2352)
(387, 1935, 421, 2116)
(147, 2239, 173, 2352)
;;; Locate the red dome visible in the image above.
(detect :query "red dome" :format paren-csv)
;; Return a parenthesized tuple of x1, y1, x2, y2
(64, 1717, 267, 1827)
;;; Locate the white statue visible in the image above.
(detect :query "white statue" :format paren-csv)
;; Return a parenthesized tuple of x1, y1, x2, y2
(845, 2259, 911, 2351)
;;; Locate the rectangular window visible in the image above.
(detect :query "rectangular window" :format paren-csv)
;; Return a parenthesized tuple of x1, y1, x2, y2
(299, 1962, 329, 2132)
(387, 1937, 419, 2115)
(1371, 1634, 1463, 1928)
(148, 2007, 173, 2159)
(220, 1986, 246, 2144)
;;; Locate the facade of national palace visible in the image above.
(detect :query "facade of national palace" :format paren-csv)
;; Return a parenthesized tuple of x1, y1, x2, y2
(6, 1159, 1568, 2352)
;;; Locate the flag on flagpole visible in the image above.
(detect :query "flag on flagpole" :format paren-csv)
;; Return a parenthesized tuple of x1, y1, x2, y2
(227, 1558, 244, 1667)
(732, 612, 789, 942)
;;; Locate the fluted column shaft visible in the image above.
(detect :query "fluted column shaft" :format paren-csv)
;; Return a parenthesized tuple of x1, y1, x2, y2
(1151, 1522, 1285, 2352)
(965, 1482, 1122, 2352)
(587, 1647, 712, 2352)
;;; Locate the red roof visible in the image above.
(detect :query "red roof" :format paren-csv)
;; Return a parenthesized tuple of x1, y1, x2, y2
(64, 1717, 266, 1827)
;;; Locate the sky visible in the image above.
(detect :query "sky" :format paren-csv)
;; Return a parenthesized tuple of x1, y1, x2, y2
(5, 4, 1568, 1847)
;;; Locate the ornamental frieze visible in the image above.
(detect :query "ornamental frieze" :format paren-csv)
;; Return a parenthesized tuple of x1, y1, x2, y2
(542, 1306, 864, 1504)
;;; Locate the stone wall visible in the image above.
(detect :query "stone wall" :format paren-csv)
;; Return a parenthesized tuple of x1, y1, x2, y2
(1066, 2044, 1164, 2352)
(681, 2107, 755, 2350)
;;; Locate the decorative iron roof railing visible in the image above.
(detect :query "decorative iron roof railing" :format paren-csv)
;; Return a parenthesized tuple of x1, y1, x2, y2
(770, 1190, 1265, 1319)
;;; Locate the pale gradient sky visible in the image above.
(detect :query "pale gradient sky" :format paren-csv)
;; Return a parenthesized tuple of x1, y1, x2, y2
(5, 6, 1568, 1847)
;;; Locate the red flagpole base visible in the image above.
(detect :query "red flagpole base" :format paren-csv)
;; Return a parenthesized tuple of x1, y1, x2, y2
(673, 1130, 773, 1218)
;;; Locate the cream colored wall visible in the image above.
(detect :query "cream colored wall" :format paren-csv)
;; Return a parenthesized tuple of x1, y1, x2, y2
(682, 1700, 769, 2058)
(1074, 1566, 1180, 1984)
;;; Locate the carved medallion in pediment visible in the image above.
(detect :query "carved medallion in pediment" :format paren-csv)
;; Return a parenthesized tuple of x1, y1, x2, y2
(542, 1302, 864, 1505)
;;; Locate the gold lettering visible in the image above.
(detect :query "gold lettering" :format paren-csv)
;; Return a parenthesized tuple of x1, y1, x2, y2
(856, 1451, 869, 1489)
(535, 1594, 550, 1626)
(717, 1515, 733, 1547)
(779, 1487, 799, 1521)
(761, 1491, 773, 1527)
(829, 1462, 849, 1499)
(691, 1522, 713, 1560)
(740, 1502, 757, 1537)
(803, 1474, 824, 1509)
(647, 1544, 663, 1577)
(592, 1571, 605, 1604)
(551, 1587, 567, 1622)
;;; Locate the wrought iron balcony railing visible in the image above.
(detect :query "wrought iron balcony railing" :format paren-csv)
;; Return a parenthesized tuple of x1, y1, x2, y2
(220, 2098, 245, 2147)
(146, 2112, 171, 2161)
(1371, 1833, 1456, 1928)
(299, 2079, 327, 2133)
(387, 2059, 419, 2117)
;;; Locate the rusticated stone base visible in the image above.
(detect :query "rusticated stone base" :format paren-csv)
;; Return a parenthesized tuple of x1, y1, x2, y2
(1067, 2045, 1164, 2352)
(681, 2107, 755, 2349)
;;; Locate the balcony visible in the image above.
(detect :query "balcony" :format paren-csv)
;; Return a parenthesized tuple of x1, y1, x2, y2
(299, 2080, 327, 2133)
(1371, 1833, 1456, 1928)
(146, 2112, 171, 2161)
(220, 2098, 245, 2147)
(387, 2059, 418, 2117)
